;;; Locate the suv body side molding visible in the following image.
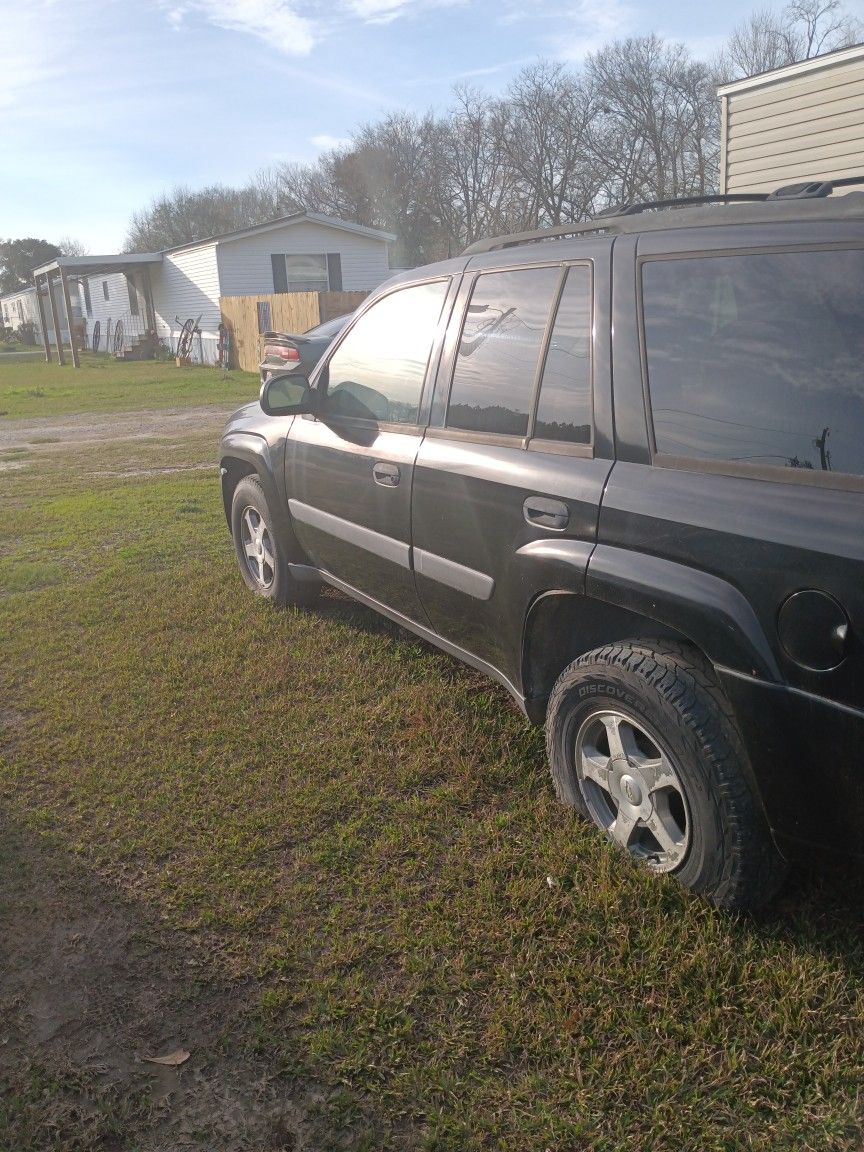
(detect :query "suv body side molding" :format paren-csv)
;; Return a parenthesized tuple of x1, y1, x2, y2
(413, 548, 494, 601)
(586, 544, 782, 681)
(288, 498, 411, 570)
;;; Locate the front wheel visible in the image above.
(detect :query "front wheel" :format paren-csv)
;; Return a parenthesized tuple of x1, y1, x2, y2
(230, 476, 319, 608)
(545, 641, 787, 909)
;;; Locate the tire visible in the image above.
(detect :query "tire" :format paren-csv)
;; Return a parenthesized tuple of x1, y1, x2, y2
(545, 640, 787, 909)
(230, 476, 319, 608)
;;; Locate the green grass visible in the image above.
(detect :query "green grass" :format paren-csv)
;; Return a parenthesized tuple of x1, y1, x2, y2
(1, 418, 863, 1150)
(0, 353, 258, 417)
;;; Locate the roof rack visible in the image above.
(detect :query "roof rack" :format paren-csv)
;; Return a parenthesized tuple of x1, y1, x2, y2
(462, 176, 864, 256)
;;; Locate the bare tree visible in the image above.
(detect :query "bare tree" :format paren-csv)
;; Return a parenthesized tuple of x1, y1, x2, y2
(719, 0, 861, 81)
(588, 36, 719, 206)
(123, 184, 278, 251)
(501, 61, 602, 226)
(56, 236, 89, 257)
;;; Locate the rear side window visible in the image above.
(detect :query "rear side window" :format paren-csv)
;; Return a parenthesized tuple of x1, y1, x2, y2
(642, 249, 864, 478)
(325, 280, 448, 425)
(533, 265, 592, 444)
(447, 267, 560, 437)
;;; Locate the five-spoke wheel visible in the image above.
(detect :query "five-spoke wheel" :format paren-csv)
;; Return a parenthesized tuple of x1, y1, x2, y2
(575, 709, 689, 873)
(240, 505, 276, 590)
(546, 641, 787, 909)
(229, 474, 320, 608)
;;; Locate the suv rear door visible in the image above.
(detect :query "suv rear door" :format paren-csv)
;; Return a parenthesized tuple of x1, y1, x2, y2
(411, 242, 614, 698)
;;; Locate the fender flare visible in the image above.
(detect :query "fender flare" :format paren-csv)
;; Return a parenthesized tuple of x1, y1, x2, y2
(586, 544, 781, 682)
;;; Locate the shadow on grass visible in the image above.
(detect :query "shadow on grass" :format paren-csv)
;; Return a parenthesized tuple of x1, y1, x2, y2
(0, 815, 355, 1152)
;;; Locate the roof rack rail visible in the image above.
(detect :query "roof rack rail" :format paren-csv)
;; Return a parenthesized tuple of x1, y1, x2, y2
(463, 193, 769, 254)
(462, 176, 864, 256)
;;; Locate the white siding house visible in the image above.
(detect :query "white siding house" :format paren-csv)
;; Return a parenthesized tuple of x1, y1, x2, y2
(719, 44, 864, 194)
(148, 212, 393, 362)
(1, 287, 42, 335)
(26, 213, 394, 365)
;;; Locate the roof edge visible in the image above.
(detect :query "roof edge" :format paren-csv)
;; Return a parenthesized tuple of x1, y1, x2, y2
(163, 211, 396, 255)
(718, 41, 864, 96)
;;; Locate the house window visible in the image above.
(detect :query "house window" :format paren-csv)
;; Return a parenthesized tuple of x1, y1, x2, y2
(271, 253, 342, 293)
(81, 280, 92, 317)
(256, 301, 272, 333)
(17, 300, 25, 323)
(127, 278, 139, 316)
(102, 280, 109, 301)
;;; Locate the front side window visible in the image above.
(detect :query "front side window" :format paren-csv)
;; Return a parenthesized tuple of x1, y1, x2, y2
(324, 280, 449, 425)
(82, 280, 92, 317)
(642, 249, 864, 478)
(102, 280, 109, 301)
(446, 267, 560, 437)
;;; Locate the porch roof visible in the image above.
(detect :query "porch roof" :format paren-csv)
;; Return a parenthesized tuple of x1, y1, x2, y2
(32, 253, 163, 278)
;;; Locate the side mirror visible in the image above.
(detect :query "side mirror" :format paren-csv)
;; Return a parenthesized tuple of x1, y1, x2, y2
(259, 372, 317, 417)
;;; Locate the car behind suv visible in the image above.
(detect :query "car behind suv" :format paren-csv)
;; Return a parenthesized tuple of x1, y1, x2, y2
(220, 182, 864, 909)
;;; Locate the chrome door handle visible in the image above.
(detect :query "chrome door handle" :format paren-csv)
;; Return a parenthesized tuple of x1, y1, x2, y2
(523, 495, 569, 531)
(373, 461, 400, 487)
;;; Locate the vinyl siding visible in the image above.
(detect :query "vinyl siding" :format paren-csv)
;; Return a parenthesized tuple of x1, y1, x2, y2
(78, 272, 132, 344)
(151, 244, 222, 362)
(1, 288, 42, 333)
(216, 222, 391, 297)
(723, 52, 864, 193)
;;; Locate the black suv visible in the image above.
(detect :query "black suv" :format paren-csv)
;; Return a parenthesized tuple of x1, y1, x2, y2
(220, 182, 864, 909)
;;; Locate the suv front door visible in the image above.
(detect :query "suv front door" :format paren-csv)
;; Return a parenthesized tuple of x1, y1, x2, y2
(286, 278, 453, 621)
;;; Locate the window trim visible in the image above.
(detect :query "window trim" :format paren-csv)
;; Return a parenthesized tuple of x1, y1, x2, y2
(314, 276, 452, 430)
(637, 242, 864, 494)
(440, 260, 595, 453)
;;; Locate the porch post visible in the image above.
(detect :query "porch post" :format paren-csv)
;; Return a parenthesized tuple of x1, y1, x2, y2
(34, 274, 52, 362)
(46, 270, 66, 365)
(59, 265, 80, 368)
(142, 264, 158, 333)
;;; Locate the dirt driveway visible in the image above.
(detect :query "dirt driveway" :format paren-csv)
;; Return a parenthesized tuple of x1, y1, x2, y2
(0, 405, 236, 450)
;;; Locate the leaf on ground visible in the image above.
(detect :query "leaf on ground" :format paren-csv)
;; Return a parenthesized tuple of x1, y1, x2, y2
(144, 1048, 190, 1066)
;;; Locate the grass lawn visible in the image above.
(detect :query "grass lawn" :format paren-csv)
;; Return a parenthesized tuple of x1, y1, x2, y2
(0, 352, 258, 418)
(1, 367, 863, 1149)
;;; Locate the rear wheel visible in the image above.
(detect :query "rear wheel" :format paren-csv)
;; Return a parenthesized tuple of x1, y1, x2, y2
(230, 476, 319, 608)
(545, 641, 787, 909)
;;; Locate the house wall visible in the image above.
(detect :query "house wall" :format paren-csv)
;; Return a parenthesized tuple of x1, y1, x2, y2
(77, 271, 131, 348)
(722, 49, 864, 193)
(150, 244, 222, 363)
(216, 222, 391, 297)
(1, 288, 41, 335)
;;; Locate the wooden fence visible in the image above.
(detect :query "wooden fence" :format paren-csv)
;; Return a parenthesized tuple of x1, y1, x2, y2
(220, 291, 367, 372)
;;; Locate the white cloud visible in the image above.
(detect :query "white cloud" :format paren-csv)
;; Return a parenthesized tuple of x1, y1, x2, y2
(159, 0, 319, 55)
(550, 0, 638, 60)
(310, 133, 353, 150)
(344, 0, 465, 26)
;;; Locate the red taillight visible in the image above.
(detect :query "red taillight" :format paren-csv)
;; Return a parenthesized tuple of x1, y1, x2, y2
(264, 345, 301, 362)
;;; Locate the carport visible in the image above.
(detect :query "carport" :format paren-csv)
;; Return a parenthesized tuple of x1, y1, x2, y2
(32, 253, 162, 367)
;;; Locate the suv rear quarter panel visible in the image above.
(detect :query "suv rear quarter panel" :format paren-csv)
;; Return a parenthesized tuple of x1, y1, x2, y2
(602, 223, 864, 853)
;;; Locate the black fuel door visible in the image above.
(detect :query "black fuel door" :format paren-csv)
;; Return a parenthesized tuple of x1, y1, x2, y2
(777, 589, 852, 672)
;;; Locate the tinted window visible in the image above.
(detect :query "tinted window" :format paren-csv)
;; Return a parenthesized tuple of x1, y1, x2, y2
(325, 280, 448, 424)
(447, 267, 560, 437)
(534, 265, 592, 444)
(643, 250, 864, 477)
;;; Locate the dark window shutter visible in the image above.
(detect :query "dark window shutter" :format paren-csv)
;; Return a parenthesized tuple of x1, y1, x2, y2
(271, 254, 288, 293)
(326, 253, 342, 291)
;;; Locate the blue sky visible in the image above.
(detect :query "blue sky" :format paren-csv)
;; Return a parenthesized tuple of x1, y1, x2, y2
(2, 0, 860, 251)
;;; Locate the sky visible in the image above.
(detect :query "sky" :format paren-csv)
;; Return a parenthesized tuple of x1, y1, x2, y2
(1, 0, 861, 251)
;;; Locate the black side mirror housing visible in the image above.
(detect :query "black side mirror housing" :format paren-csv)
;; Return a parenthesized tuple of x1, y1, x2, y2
(259, 373, 317, 417)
